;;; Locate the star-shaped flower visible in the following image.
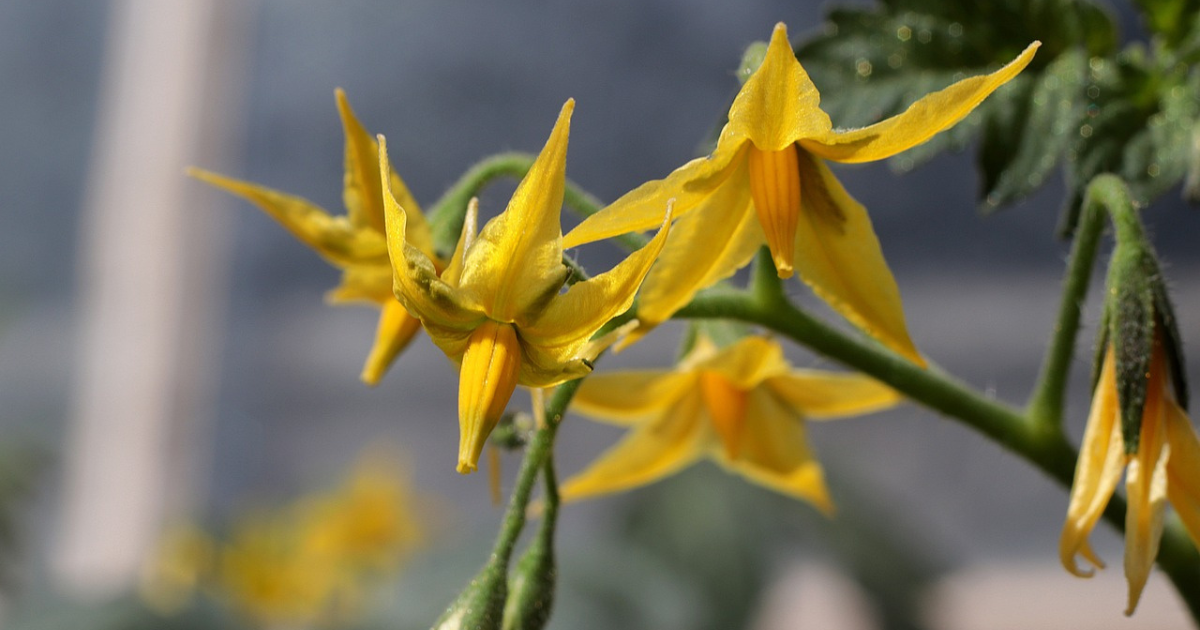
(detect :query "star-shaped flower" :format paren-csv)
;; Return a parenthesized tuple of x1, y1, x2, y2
(191, 89, 435, 385)
(380, 99, 671, 474)
(564, 23, 1038, 362)
(1060, 334, 1200, 614)
(560, 335, 901, 511)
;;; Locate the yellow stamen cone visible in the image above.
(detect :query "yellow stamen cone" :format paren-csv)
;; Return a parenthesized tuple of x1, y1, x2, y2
(700, 372, 749, 459)
(747, 144, 801, 278)
(458, 321, 522, 474)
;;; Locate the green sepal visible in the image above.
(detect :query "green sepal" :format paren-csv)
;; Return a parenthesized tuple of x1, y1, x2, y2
(501, 511, 556, 630)
(432, 558, 508, 630)
(1152, 266, 1190, 410)
(737, 41, 769, 85)
(1106, 242, 1157, 454)
(1090, 301, 1112, 396)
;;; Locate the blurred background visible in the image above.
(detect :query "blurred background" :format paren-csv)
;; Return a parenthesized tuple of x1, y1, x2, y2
(1, 0, 1198, 628)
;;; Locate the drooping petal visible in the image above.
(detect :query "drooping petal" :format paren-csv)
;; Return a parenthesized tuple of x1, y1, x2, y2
(800, 42, 1040, 163)
(457, 100, 574, 321)
(562, 138, 747, 248)
(1061, 349, 1128, 577)
(1165, 401, 1200, 546)
(336, 88, 428, 244)
(696, 336, 788, 390)
(1123, 386, 1169, 616)
(457, 322, 523, 474)
(627, 166, 762, 341)
(379, 137, 485, 345)
(725, 22, 832, 152)
(360, 300, 424, 386)
(570, 371, 696, 426)
(713, 387, 833, 514)
(189, 168, 389, 267)
(519, 206, 671, 347)
(559, 394, 706, 501)
(766, 370, 901, 419)
(325, 266, 394, 305)
(791, 151, 924, 365)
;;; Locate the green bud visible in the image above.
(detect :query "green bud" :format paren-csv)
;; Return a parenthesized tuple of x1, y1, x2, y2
(737, 41, 769, 84)
(432, 559, 507, 630)
(501, 507, 557, 630)
(1106, 239, 1156, 454)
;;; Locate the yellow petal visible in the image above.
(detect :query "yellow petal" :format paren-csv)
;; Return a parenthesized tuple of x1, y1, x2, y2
(713, 387, 833, 514)
(562, 138, 747, 249)
(458, 100, 574, 321)
(189, 168, 388, 266)
(559, 394, 705, 501)
(379, 137, 484, 345)
(457, 321, 523, 474)
(791, 151, 924, 365)
(800, 42, 1040, 163)
(631, 166, 762, 337)
(1165, 401, 1200, 547)
(699, 371, 749, 459)
(1124, 405, 1169, 615)
(325, 265, 394, 305)
(441, 197, 479, 287)
(766, 371, 901, 419)
(360, 300, 424, 386)
(696, 336, 788, 390)
(570, 371, 695, 426)
(520, 204, 671, 347)
(1061, 348, 1127, 577)
(725, 23, 833, 152)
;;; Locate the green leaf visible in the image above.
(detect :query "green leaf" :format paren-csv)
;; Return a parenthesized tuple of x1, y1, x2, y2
(792, 0, 1116, 212)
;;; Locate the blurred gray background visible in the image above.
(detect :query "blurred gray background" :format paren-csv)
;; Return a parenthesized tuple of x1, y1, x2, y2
(2, 0, 1199, 628)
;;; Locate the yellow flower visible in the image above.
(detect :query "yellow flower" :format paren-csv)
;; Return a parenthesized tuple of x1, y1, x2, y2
(560, 335, 901, 512)
(1060, 335, 1200, 614)
(380, 99, 671, 474)
(297, 449, 424, 575)
(191, 89, 434, 386)
(564, 23, 1038, 361)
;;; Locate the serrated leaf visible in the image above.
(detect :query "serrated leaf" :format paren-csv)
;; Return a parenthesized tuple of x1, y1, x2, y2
(980, 49, 1089, 210)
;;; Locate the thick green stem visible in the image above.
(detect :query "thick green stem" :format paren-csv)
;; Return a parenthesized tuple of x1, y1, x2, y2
(1025, 182, 1106, 429)
(676, 289, 1200, 621)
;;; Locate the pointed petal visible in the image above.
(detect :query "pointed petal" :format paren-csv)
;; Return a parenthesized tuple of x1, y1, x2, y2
(632, 169, 762, 337)
(360, 300, 424, 386)
(570, 371, 695, 426)
(801, 43, 1040, 163)
(325, 265, 394, 305)
(791, 152, 924, 365)
(766, 370, 901, 419)
(726, 23, 832, 152)
(189, 168, 388, 266)
(559, 394, 705, 501)
(379, 137, 484, 347)
(1061, 349, 1127, 577)
(562, 139, 747, 248)
(695, 336, 788, 389)
(1123, 395, 1169, 615)
(520, 206, 671, 347)
(441, 197, 478, 287)
(713, 387, 833, 514)
(458, 100, 574, 321)
(1165, 401, 1200, 547)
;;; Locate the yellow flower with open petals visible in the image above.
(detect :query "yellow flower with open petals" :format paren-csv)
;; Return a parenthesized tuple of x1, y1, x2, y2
(560, 335, 900, 512)
(1060, 335, 1200, 615)
(381, 99, 671, 474)
(564, 23, 1038, 362)
(191, 89, 434, 386)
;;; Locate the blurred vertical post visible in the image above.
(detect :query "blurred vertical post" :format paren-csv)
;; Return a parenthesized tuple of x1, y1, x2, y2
(55, 0, 249, 598)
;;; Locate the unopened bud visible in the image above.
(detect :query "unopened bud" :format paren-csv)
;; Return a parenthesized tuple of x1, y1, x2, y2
(432, 560, 507, 630)
(501, 514, 556, 630)
(737, 41, 769, 84)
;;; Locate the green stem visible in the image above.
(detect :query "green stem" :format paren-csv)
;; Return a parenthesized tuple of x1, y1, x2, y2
(676, 289, 1200, 621)
(1025, 183, 1106, 429)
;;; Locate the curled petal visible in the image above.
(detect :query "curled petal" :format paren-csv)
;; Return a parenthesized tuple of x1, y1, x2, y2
(800, 42, 1040, 163)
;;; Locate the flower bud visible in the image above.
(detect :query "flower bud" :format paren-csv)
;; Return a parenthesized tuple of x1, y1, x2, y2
(501, 512, 556, 630)
(432, 560, 507, 630)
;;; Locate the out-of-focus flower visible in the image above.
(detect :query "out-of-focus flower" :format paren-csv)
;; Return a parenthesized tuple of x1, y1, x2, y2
(560, 335, 900, 512)
(191, 89, 434, 385)
(380, 99, 671, 474)
(1060, 335, 1200, 614)
(564, 23, 1038, 360)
